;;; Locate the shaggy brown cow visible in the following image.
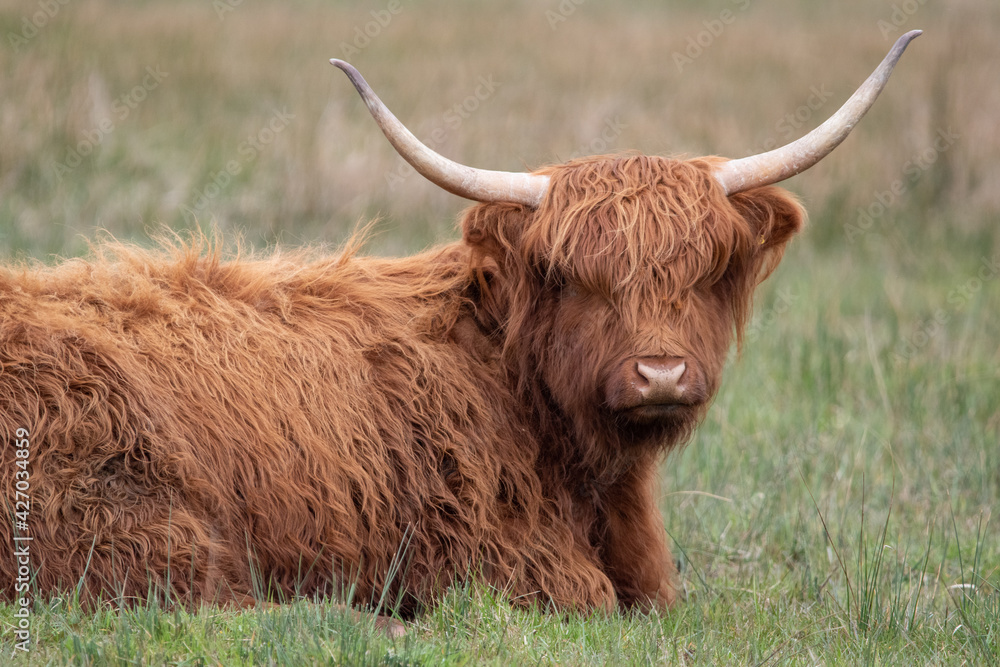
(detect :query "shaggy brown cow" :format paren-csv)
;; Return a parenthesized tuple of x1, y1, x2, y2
(0, 32, 919, 630)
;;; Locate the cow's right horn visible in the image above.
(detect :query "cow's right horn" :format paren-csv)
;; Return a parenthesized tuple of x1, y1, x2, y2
(713, 30, 922, 196)
(331, 60, 550, 208)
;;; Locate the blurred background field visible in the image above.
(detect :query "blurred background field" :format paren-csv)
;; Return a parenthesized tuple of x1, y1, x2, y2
(1, 0, 998, 663)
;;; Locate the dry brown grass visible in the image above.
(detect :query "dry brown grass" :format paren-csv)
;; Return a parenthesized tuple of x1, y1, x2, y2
(1, 0, 996, 258)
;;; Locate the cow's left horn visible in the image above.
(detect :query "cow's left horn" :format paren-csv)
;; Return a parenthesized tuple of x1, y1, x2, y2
(331, 60, 550, 207)
(713, 30, 922, 196)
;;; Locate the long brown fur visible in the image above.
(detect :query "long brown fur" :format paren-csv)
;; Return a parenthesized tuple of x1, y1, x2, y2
(0, 154, 802, 619)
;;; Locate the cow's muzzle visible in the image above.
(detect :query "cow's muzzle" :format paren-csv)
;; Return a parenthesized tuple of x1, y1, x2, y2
(605, 356, 706, 424)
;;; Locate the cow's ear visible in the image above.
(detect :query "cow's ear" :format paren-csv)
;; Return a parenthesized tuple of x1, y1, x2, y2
(461, 202, 535, 329)
(722, 186, 806, 345)
(461, 202, 532, 263)
(728, 186, 805, 256)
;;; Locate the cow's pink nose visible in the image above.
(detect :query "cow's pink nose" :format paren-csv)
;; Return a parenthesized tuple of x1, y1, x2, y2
(634, 357, 688, 404)
(604, 356, 705, 417)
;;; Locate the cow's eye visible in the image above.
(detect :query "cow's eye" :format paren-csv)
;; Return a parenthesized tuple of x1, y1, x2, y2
(561, 282, 580, 299)
(551, 273, 581, 299)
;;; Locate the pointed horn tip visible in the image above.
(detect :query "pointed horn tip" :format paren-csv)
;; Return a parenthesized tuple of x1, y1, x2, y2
(329, 59, 370, 98)
(714, 29, 923, 195)
(895, 29, 923, 50)
(330, 59, 366, 82)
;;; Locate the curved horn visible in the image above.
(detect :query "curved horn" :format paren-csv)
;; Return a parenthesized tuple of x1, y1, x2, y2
(330, 59, 550, 207)
(714, 30, 922, 196)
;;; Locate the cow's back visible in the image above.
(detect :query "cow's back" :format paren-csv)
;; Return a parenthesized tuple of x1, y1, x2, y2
(0, 240, 568, 610)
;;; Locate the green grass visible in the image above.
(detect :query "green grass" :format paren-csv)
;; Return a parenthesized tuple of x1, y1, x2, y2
(1, 0, 998, 663)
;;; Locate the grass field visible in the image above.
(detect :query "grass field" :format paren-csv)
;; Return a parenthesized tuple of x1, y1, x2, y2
(1, 0, 998, 664)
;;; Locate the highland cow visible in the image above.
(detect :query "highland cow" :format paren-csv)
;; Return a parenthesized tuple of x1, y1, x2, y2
(0, 32, 920, 631)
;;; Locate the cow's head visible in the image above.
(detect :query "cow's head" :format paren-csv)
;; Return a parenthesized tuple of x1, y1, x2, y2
(459, 154, 803, 449)
(331, 31, 919, 450)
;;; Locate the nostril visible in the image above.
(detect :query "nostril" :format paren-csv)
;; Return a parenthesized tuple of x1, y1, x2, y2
(634, 358, 687, 401)
(636, 360, 685, 384)
(606, 356, 702, 414)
